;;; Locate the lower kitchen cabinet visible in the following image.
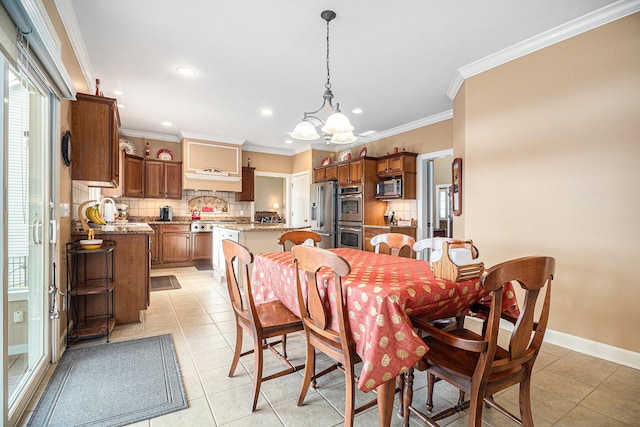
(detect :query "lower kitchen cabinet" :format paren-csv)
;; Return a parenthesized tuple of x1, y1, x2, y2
(161, 224, 191, 263)
(150, 224, 161, 264)
(82, 232, 151, 324)
(191, 232, 212, 260)
(151, 223, 212, 268)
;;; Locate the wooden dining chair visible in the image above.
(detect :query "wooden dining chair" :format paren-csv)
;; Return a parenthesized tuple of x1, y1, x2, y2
(404, 256, 556, 427)
(291, 245, 378, 427)
(413, 237, 480, 261)
(370, 232, 415, 257)
(277, 230, 322, 251)
(222, 239, 305, 412)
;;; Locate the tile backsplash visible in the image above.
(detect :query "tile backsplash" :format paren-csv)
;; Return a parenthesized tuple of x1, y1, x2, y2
(72, 185, 252, 220)
(387, 200, 417, 222)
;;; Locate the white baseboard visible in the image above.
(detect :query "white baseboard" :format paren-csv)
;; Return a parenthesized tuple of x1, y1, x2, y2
(466, 317, 640, 370)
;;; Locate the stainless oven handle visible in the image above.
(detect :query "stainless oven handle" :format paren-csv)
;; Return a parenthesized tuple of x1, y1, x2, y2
(339, 227, 362, 232)
(339, 194, 362, 200)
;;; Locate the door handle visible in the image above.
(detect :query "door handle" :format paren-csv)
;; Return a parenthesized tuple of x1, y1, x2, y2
(33, 218, 42, 244)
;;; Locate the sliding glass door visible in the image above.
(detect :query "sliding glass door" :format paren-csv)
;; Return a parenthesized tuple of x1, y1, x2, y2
(3, 62, 51, 420)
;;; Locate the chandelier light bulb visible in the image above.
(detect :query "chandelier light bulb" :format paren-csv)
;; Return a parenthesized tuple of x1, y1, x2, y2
(291, 120, 320, 140)
(322, 111, 354, 135)
(330, 131, 357, 144)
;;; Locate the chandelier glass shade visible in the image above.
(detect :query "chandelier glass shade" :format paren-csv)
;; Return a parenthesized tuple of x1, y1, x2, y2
(290, 10, 356, 144)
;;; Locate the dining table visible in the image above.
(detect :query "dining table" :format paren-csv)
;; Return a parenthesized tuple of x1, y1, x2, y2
(250, 247, 518, 426)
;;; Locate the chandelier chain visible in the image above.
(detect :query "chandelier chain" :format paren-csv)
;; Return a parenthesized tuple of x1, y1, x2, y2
(325, 17, 331, 90)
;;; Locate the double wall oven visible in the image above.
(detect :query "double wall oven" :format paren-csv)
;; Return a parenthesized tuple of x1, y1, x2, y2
(337, 185, 364, 249)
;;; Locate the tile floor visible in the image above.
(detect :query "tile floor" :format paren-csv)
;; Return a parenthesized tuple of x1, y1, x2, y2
(20, 266, 640, 426)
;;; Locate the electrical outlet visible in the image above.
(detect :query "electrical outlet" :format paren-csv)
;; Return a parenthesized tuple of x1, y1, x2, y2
(13, 310, 24, 323)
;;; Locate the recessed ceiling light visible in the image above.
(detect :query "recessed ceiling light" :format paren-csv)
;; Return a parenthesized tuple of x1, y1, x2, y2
(176, 66, 196, 76)
(162, 121, 172, 126)
(352, 108, 363, 114)
(261, 109, 273, 116)
(113, 90, 123, 96)
(285, 139, 293, 144)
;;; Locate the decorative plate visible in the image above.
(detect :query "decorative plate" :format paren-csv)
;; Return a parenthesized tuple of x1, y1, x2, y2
(359, 147, 367, 158)
(157, 148, 173, 160)
(338, 149, 352, 162)
(119, 139, 137, 155)
(321, 157, 332, 166)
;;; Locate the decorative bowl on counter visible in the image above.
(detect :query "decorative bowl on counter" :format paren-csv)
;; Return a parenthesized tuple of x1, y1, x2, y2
(79, 239, 103, 250)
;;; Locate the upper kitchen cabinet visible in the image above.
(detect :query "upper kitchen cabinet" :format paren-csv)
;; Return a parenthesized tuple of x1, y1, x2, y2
(314, 164, 338, 183)
(376, 152, 417, 199)
(337, 158, 378, 187)
(235, 166, 255, 201)
(181, 137, 243, 192)
(71, 93, 121, 187)
(103, 151, 144, 198)
(376, 152, 417, 177)
(144, 159, 182, 199)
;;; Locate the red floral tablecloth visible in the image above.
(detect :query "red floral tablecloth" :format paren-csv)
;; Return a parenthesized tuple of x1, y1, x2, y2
(250, 248, 518, 392)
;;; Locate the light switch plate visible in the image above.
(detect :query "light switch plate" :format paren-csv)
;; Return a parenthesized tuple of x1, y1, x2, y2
(60, 203, 70, 217)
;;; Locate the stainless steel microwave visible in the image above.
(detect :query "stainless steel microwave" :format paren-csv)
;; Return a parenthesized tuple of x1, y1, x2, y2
(376, 178, 402, 198)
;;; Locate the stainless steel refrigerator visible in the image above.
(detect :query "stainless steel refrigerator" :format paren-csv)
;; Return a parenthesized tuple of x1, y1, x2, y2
(310, 181, 337, 249)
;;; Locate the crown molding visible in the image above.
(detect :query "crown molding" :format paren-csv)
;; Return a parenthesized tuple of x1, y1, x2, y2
(55, 0, 92, 93)
(447, 0, 640, 100)
(120, 128, 181, 143)
(242, 142, 304, 156)
(178, 131, 245, 146)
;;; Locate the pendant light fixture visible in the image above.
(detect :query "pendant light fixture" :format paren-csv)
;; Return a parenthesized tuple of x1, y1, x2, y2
(290, 10, 356, 145)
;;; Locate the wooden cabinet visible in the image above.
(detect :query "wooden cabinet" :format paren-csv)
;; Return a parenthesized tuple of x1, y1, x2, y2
(236, 166, 255, 201)
(122, 154, 144, 197)
(144, 160, 182, 199)
(363, 226, 417, 257)
(376, 152, 418, 199)
(337, 159, 364, 186)
(81, 233, 151, 324)
(191, 232, 213, 260)
(151, 223, 212, 268)
(314, 165, 338, 183)
(376, 152, 417, 177)
(161, 224, 191, 263)
(149, 224, 161, 264)
(71, 93, 121, 186)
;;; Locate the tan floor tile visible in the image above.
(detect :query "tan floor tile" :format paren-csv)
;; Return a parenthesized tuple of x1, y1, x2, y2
(531, 368, 596, 403)
(599, 365, 640, 402)
(149, 396, 214, 426)
(546, 351, 619, 387)
(580, 387, 640, 425)
(273, 390, 344, 426)
(556, 404, 633, 427)
(207, 383, 271, 424)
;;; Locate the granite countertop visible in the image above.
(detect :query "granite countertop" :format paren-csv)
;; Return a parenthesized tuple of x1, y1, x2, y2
(71, 218, 307, 235)
(72, 222, 154, 236)
(220, 223, 310, 232)
(364, 224, 417, 229)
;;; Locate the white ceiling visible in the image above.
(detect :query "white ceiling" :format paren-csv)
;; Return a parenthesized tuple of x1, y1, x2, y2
(62, 0, 623, 154)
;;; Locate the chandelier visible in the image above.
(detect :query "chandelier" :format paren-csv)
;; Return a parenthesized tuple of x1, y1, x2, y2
(290, 10, 356, 144)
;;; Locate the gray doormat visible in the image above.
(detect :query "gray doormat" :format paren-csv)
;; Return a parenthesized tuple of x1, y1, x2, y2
(150, 275, 182, 291)
(195, 264, 213, 271)
(27, 334, 187, 426)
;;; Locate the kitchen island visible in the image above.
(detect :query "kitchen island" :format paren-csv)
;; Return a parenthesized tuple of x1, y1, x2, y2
(211, 223, 310, 279)
(72, 223, 153, 324)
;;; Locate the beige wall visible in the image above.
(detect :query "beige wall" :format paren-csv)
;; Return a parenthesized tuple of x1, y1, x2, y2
(459, 14, 640, 353)
(243, 150, 294, 174)
(353, 120, 453, 160)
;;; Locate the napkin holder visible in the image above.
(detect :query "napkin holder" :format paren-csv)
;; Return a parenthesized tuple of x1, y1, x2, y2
(431, 240, 484, 282)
